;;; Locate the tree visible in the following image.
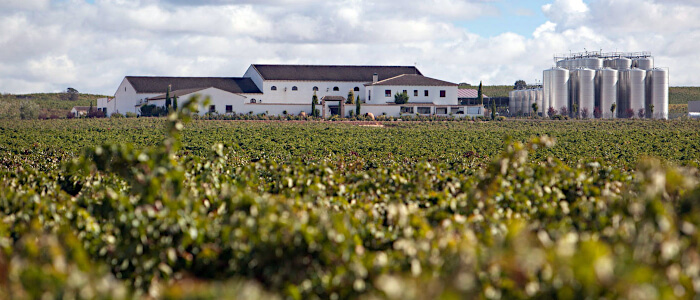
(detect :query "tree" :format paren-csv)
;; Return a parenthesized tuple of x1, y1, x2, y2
(394, 91, 409, 104)
(491, 101, 496, 120)
(610, 102, 617, 118)
(478, 81, 484, 106)
(346, 90, 355, 104)
(547, 107, 557, 118)
(356, 95, 361, 117)
(560, 106, 569, 117)
(514, 80, 527, 90)
(571, 103, 578, 118)
(638, 108, 645, 119)
(66, 87, 79, 101)
(311, 92, 318, 117)
(173, 95, 178, 111)
(625, 108, 635, 119)
(593, 107, 602, 118)
(19, 100, 39, 120)
(531, 102, 538, 117)
(165, 85, 172, 110)
(648, 104, 654, 118)
(89, 100, 94, 113)
(581, 107, 589, 119)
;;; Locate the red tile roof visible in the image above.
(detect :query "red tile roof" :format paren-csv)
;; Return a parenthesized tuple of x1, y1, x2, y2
(458, 89, 489, 98)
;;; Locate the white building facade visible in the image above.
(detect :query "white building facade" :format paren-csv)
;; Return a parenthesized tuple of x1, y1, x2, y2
(99, 64, 483, 118)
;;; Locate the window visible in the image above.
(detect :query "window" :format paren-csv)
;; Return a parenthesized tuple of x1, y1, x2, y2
(313, 86, 319, 91)
(333, 86, 340, 91)
(400, 106, 414, 114)
(414, 90, 418, 97)
(226, 105, 233, 113)
(209, 105, 216, 113)
(440, 90, 446, 98)
(417, 107, 431, 114)
(436, 107, 447, 115)
(271, 86, 277, 91)
(385, 90, 391, 97)
(424, 90, 429, 97)
(403, 90, 407, 95)
(354, 87, 360, 92)
(251, 99, 257, 103)
(292, 86, 298, 91)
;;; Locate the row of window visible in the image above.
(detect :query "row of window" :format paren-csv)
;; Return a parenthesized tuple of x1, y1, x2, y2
(271, 86, 361, 92)
(400, 106, 462, 114)
(386, 89, 446, 98)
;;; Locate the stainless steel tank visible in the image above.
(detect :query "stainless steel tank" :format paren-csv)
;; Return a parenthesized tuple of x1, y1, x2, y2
(618, 69, 629, 118)
(647, 68, 669, 119)
(556, 60, 566, 68)
(509, 90, 515, 116)
(635, 57, 654, 70)
(612, 58, 632, 70)
(514, 90, 523, 115)
(596, 68, 618, 119)
(522, 89, 531, 114)
(543, 69, 551, 114)
(536, 88, 544, 116)
(576, 68, 596, 118)
(569, 68, 579, 117)
(627, 68, 647, 118)
(582, 58, 604, 69)
(550, 67, 570, 114)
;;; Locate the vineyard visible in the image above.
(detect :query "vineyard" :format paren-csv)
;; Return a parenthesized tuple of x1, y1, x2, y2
(2, 100, 700, 299)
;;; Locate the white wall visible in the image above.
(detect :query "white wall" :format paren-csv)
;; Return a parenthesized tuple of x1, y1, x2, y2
(111, 78, 159, 116)
(96, 97, 116, 115)
(243, 65, 264, 92)
(366, 85, 458, 105)
(261, 80, 366, 104)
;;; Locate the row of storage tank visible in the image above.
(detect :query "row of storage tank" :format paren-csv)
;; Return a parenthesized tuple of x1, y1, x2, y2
(509, 58, 668, 119)
(556, 56, 654, 71)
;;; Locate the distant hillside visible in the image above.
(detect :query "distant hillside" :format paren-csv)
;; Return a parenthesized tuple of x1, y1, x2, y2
(669, 87, 700, 104)
(458, 84, 512, 98)
(0, 93, 108, 116)
(459, 85, 700, 104)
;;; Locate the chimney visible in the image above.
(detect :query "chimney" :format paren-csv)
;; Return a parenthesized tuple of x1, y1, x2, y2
(373, 73, 378, 83)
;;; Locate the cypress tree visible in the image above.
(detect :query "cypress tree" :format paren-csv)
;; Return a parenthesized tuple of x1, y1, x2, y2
(356, 95, 361, 116)
(165, 85, 172, 109)
(173, 95, 178, 111)
(311, 92, 318, 117)
(478, 81, 483, 106)
(347, 90, 354, 104)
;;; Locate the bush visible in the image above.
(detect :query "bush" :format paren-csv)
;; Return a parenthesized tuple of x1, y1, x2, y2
(125, 112, 138, 118)
(496, 116, 506, 121)
(111, 112, 125, 118)
(19, 100, 39, 119)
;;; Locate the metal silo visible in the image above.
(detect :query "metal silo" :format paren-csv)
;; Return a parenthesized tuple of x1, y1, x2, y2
(536, 88, 544, 116)
(514, 90, 523, 115)
(627, 68, 647, 118)
(550, 67, 570, 114)
(648, 68, 669, 119)
(556, 60, 566, 68)
(509, 90, 515, 116)
(576, 68, 596, 118)
(529, 89, 537, 115)
(618, 69, 629, 118)
(596, 68, 618, 119)
(582, 57, 604, 69)
(635, 57, 654, 70)
(569, 68, 579, 117)
(611, 58, 632, 70)
(522, 89, 531, 115)
(543, 69, 552, 114)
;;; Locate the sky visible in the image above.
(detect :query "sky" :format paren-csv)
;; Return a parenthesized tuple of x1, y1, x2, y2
(1, 0, 699, 95)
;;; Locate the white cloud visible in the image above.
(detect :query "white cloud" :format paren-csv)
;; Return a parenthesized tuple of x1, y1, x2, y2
(0, 0, 699, 95)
